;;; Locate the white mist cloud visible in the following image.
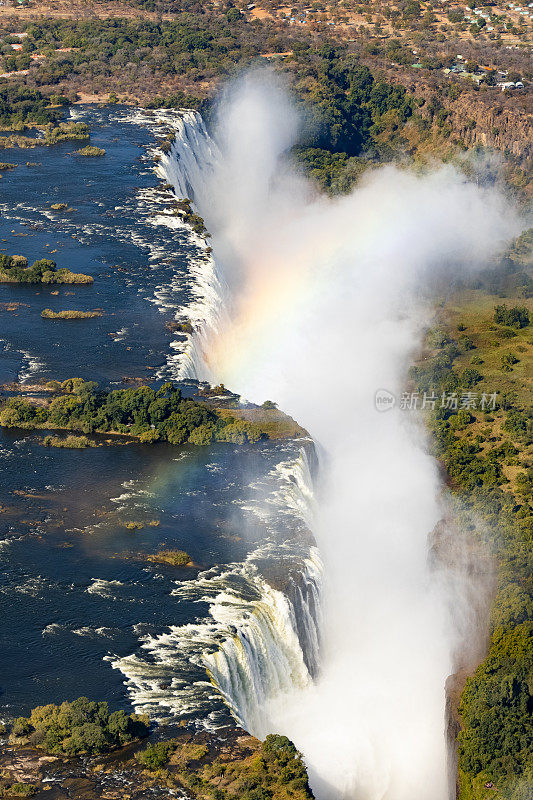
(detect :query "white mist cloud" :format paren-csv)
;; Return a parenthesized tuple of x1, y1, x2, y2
(166, 70, 523, 800)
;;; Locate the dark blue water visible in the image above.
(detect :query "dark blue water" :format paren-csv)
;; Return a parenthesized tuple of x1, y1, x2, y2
(0, 106, 200, 386)
(0, 107, 306, 727)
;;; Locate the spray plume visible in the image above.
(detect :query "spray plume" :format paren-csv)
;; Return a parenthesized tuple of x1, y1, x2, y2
(164, 71, 522, 800)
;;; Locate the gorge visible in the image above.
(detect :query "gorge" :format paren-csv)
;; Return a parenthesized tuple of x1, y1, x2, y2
(158, 71, 522, 800)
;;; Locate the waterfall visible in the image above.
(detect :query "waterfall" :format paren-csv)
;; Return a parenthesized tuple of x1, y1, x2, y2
(155, 111, 226, 383)
(157, 111, 219, 203)
(137, 77, 520, 798)
(200, 446, 322, 736)
(110, 444, 323, 734)
(139, 111, 324, 738)
(204, 550, 322, 736)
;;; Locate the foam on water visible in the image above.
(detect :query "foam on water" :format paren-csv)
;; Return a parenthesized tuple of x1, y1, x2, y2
(110, 110, 326, 733)
(110, 448, 322, 729)
(123, 108, 226, 381)
(86, 578, 127, 599)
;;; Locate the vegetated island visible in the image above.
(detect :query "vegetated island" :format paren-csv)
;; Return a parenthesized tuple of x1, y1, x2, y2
(0, 119, 91, 152)
(147, 549, 193, 567)
(41, 309, 102, 319)
(75, 145, 105, 157)
(43, 434, 94, 448)
(0, 255, 92, 285)
(1, 697, 313, 800)
(0, 378, 306, 446)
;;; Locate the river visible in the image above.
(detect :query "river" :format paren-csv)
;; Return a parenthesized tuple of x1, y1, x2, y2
(0, 105, 320, 734)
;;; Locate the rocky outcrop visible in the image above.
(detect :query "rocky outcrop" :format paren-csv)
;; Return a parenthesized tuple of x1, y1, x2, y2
(436, 93, 532, 162)
(388, 68, 533, 165)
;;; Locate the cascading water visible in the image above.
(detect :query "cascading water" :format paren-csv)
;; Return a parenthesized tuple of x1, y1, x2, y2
(153, 73, 520, 800)
(111, 444, 323, 735)
(157, 111, 219, 204)
(143, 112, 326, 734)
(203, 558, 316, 736)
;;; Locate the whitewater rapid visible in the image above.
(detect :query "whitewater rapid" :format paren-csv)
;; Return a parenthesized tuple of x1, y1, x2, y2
(110, 438, 323, 733)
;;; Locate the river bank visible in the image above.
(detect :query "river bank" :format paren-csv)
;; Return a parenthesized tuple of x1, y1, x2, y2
(1, 724, 313, 800)
(0, 378, 307, 445)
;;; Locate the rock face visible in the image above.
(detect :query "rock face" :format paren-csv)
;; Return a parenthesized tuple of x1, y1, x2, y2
(388, 68, 533, 167)
(437, 94, 532, 162)
(429, 518, 496, 800)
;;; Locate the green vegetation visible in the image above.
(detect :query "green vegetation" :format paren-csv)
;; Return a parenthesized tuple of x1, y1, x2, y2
(458, 624, 532, 798)
(166, 319, 194, 334)
(44, 122, 89, 144)
(293, 146, 371, 195)
(193, 734, 312, 800)
(136, 739, 209, 771)
(409, 273, 532, 800)
(0, 379, 265, 446)
(135, 733, 312, 800)
(2, 783, 37, 798)
(0, 255, 92, 284)
(147, 549, 192, 567)
(173, 198, 209, 238)
(10, 697, 149, 755)
(43, 434, 93, 448)
(41, 309, 103, 319)
(3, 16, 274, 99)
(494, 304, 530, 330)
(0, 19, 459, 185)
(75, 145, 105, 157)
(0, 84, 65, 128)
(0, 122, 89, 150)
(299, 49, 416, 158)
(508, 230, 533, 269)
(147, 92, 205, 112)
(136, 739, 179, 770)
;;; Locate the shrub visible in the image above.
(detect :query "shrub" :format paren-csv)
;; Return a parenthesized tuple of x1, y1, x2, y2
(12, 717, 33, 737)
(41, 309, 102, 319)
(43, 435, 92, 448)
(461, 368, 482, 388)
(427, 328, 452, 348)
(136, 740, 177, 770)
(10, 698, 148, 754)
(459, 336, 475, 351)
(501, 353, 519, 371)
(7, 783, 36, 797)
(263, 734, 298, 757)
(494, 304, 530, 329)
